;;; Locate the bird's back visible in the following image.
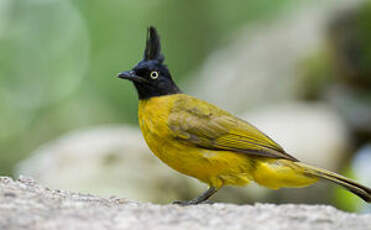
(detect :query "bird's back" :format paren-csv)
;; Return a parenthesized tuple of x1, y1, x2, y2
(166, 94, 296, 160)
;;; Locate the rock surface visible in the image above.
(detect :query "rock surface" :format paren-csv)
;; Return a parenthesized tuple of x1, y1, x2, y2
(15, 126, 202, 203)
(1, 177, 370, 230)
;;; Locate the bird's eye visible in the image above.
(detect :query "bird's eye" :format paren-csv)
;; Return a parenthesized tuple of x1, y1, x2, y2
(150, 71, 159, 79)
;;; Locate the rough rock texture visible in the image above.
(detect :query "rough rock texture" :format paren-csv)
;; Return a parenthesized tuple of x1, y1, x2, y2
(1, 177, 370, 230)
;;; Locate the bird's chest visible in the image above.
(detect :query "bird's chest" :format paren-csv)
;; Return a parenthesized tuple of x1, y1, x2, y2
(137, 95, 253, 188)
(138, 96, 204, 174)
(138, 96, 177, 158)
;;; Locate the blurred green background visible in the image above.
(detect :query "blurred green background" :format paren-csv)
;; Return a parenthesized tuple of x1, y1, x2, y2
(1, 0, 370, 212)
(0, 0, 294, 174)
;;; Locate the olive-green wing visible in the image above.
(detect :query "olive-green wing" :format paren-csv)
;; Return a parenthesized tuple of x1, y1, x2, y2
(168, 95, 298, 161)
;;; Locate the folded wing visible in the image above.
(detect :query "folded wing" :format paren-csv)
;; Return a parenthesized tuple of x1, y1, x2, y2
(168, 96, 298, 161)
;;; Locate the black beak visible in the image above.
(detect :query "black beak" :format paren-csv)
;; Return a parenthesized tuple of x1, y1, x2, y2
(117, 71, 148, 83)
(117, 70, 137, 80)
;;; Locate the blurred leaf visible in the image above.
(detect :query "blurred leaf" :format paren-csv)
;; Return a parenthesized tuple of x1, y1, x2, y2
(334, 167, 360, 212)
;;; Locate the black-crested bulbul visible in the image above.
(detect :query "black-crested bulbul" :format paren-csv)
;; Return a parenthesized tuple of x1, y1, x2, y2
(117, 26, 371, 205)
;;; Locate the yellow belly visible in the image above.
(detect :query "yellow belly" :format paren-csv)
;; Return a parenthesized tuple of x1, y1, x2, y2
(138, 95, 318, 189)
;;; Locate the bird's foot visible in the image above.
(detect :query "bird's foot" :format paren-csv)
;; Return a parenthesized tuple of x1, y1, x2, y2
(172, 200, 214, 206)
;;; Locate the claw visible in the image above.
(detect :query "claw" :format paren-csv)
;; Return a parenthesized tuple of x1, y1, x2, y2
(172, 200, 214, 206)
(172, 200, 196, 206)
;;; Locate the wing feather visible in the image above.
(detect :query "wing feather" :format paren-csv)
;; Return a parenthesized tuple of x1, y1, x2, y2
(168, 95, 298, 161)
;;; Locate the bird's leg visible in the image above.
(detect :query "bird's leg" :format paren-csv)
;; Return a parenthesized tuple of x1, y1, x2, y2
(172, 186, 218, 206)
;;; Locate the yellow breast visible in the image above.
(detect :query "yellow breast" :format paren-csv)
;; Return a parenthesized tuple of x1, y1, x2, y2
(138, 95, 176, 160)
(138, 95, 252, 188)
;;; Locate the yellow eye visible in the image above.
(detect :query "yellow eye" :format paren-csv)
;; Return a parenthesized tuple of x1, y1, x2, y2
(150, 71, 159, 79)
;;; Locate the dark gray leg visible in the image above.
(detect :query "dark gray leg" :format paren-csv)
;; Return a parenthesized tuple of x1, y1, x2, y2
(172, 186, 218, 206)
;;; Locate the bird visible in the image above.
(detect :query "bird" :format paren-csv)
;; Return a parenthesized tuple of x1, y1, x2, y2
(117, 26, 371, 205)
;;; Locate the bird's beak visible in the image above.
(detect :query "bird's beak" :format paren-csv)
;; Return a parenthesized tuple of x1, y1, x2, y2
(117, 71, 148, 83)
(117, 70, 137, 80)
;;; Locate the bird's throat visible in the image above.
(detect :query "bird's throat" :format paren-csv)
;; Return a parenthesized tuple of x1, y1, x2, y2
(133, 81, 182, 100)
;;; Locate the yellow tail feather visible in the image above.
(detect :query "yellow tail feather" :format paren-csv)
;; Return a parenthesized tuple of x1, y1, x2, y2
(296, 162, 371, 202)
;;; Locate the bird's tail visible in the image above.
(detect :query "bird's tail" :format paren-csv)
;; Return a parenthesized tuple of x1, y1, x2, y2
(295, 162, 371, 202)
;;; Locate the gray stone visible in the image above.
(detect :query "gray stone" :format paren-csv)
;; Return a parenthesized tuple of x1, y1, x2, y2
(1, 176, 370, 230)
(15, 126, 204, 203)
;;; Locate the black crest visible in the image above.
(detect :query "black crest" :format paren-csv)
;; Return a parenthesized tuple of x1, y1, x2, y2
(144, 26, 164, 63)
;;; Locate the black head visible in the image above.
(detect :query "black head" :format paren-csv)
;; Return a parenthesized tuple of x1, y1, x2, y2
(117, 26, 181, 100)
